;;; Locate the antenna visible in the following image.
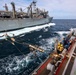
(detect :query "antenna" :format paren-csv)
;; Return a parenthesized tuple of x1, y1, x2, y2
(32, 0, 37, 6)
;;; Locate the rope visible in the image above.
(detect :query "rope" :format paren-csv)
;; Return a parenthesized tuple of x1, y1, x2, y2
(15, 2, 27, 8)
(5, 39, 25, 56)
(13, 44, 25, 56)
(14, 41, 29, 46)
(13, 40, 44, 52)
(3, 33, 44, 54)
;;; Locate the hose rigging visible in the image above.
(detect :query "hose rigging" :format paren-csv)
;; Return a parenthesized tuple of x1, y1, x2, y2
(3, 33, 44, 56)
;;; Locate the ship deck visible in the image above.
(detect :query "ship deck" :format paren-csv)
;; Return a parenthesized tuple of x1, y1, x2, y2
(55, 39, 76, 75)
(33, 56, 52, 75)
(32, 38, 76, 75)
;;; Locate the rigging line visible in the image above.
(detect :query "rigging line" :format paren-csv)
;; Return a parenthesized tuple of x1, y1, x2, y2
(12, 39, 29, 46)
(16, 8, 27, 12)
(5, 39, 25, 57)
(15, 3, 27, 8)
(14, 40, 44, 52)
(22, 8, 27, 11)
(4, 34, 44, 52)
(13, 44, 25, 56)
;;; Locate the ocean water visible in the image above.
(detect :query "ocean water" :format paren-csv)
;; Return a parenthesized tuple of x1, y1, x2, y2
(0, 19, 76, 75)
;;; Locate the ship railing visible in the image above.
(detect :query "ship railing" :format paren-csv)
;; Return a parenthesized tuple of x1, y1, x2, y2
(30, 56, 50, 75)
(54, 38, 76, 75)
(62, 41, 76, 75)
(31, 35, 76, 75)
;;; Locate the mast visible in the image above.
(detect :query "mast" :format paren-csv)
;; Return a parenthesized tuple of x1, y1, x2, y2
(11, 2, 16, 18)
(32, 0, 36, 11)
(30, 4, 33, 18)
(36, 8, 39, 14)
(3, 4, 8, 12)
(30, 0, 37, 18)
(27, 6, 30, 16)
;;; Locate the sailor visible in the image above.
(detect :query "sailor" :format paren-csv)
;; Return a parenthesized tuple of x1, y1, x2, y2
(62, 32, 73, 50)
(56, 42, 64, 54)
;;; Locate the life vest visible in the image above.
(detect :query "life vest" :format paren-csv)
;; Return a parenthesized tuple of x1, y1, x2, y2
(57, 42, 64, 52)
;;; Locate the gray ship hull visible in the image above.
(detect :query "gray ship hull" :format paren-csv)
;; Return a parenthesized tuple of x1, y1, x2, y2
(0, 17, 52, 32)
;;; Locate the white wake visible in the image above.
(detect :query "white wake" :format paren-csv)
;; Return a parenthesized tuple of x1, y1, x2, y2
(0, 23, 55, 40)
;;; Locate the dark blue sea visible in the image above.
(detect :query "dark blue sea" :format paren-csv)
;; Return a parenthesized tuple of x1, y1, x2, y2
(0, 19, 76, 75)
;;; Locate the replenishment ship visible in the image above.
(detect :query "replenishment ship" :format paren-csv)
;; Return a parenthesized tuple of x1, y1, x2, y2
(0, 1, 53, 32)
(31, 29, 76, 75)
